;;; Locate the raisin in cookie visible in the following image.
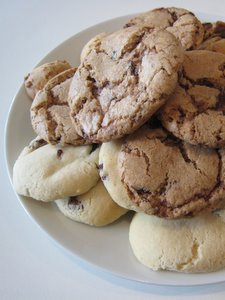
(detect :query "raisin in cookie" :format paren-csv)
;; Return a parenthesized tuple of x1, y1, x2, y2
(198, 21, 225, 55)
(69, 26, 183, 142)
(55, 180, 127, 226)
(31, 67, 86, 145)
(129, 210, 225, 273)
(24, 60, 71, 99)
(124, 7, 204, 50)
(159, 50, 225, 148)
(13, 137, 99, 201)
(99, 126, 225, 219)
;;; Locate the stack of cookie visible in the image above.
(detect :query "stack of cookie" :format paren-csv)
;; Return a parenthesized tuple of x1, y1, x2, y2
(13, 7, 225, 273)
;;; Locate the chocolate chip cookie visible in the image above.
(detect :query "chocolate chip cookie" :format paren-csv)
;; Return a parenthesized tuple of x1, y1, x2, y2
(24, 60, 71, 99)
(69, 26, 183, 143)
(124, 7, 204, 50)
(55, 180, 127, 226)
(100, 126, 225, 219)
(31, 67, 87, 145)
(13, 137, 100, 201)
(159, 50, 225, 148)
(198, 21, 225, 55)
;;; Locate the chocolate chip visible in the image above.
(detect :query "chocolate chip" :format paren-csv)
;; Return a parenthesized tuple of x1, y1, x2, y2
(87, 75, 96, 83)
(136, 187, 149, 195)
(98, 163, 103, 170)
(101, 175, 108, 181)
(68, 196, 80, 206)
(82, 98, 87, 105)
(29, 138, 47, 151)
(102, 80, 109, 88)
(68, 197, 84, 210)
(90, 144, 99, 154)
(57, 149, 63, 159)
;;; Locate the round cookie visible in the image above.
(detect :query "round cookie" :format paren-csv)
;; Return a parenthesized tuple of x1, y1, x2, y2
(129, 210, 225, 273)
(31, 67, 86, 145)
(80, 33, 109, 62)
(69, 25, 183, 142)
(159, 50, 225, 148)
(99, 126, 225, 219)
(199, 21, 225, 55)
(124, 7, 204, 50)
(13, 137, 100, 201)
(24, 60, 71, 99)
(99, 140, 135, 211)
(55, 180, 127, 226)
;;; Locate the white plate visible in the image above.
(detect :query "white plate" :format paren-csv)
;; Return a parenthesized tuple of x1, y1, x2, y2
(5, 12, 225, 287)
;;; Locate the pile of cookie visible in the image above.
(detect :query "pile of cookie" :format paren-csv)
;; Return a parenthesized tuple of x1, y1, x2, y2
(13, 7, 225, 273)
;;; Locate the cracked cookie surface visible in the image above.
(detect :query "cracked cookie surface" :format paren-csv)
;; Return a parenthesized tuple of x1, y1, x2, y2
(80, 32, 109, 62)
(119, 126, 225, 218)
(129, 210, 225, 272)
(55, 180, 127, 226)
(124, 7, 204, 50)
(69, 26, 183, 142)
(159, 50, 225, 148)
(31, 67, 86, 145)
(13, 138, 100, 201)
(100, 126, 225, 219)
(24, 60, 71, 99)
(199, 21, 225, 54)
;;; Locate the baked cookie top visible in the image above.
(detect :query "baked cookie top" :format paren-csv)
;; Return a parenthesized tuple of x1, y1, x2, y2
(124, 7, 204, 50)
(69, 26, 183, 143)
(80, 32, 109, 62)
(159, 50, 225, 148)
(31, 68, 86, 146)
(101, 126, 225, 219)
(129, 210, 225, 273)
(198, 21, 225, 55)
(13, 137, 100, 201)
(55, 180, 127, 226)
(24, 60, 71, 99)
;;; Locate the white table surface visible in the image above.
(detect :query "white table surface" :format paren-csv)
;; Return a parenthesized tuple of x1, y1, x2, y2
(1, 0, 225, 299)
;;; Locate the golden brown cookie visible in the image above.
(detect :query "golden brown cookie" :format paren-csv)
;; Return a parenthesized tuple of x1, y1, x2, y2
(159, 50, 225, 148)
(69, 26, 183, 143)
(99, 126, 225, 219)
(199, 21, 225, 55)
(124, 7, 204, 50)
(31, 67, 87, 145)
(80, 33, 109, 62)
(24, 60, 71, 99)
